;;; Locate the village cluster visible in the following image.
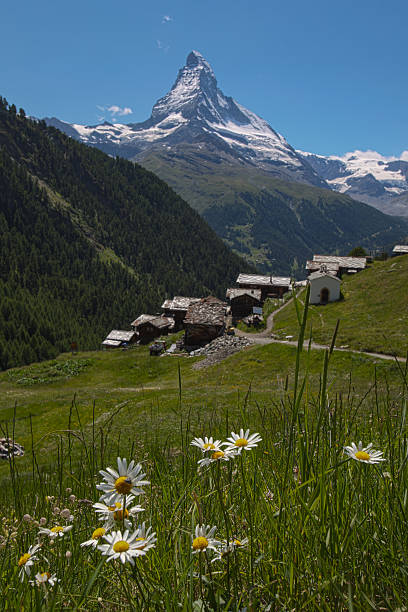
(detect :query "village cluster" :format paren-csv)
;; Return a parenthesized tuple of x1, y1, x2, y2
(101, 249, 387, 353)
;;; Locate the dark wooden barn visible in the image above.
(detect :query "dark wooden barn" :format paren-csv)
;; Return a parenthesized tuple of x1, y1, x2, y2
(184, 296, 227, 347)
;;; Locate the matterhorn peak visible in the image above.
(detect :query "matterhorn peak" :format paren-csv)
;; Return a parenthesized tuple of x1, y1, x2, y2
(186, 50, 213, 72)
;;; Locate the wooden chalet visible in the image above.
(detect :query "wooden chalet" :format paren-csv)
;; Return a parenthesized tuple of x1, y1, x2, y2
(102, 330, 137, 349)
(306, 255, 367, 277)
(226, 288, 262, 320)
(184, 296, 227, 346)
(133, 316, 174, 344)
(236, 274, 291, 301)
(161, 296, 201, 330)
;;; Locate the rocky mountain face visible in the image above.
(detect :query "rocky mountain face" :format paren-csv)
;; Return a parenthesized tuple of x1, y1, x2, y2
(297, 150, 408, 217)
(45, 51, 326, 188)
(44, 52, 408, 272)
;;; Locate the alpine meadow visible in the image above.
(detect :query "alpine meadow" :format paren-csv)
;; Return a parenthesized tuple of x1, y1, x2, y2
(1, 29, 408, 612)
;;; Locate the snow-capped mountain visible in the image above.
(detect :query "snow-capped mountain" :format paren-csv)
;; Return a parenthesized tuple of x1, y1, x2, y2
(45, 51, 325, 187)
(45, 50, 408, 216)
(297, 150, 408, 216)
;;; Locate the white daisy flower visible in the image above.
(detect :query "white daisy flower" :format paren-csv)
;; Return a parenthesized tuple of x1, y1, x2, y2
(18, 544, 41, 581)
(344, 441, 385, 464)
(197, 448, 237, 468)
(192, 525, 220, 554)
(223, 429, 262, 453)
(212, 537, 249, 562)
(38, 525, 73, 539)
(98, 528, 155, 565)
(131, 521, 157, 554)
(30, 571, 59, 587)
(92, 495, 144, 530)
(96, 458, 149, 505)
(80, 527, 107, 549)
(191, 436, 223, 452)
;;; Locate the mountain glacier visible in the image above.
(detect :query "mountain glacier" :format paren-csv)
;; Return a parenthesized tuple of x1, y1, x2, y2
(45, 51, 325, 187)
(45, 50, 408, 216)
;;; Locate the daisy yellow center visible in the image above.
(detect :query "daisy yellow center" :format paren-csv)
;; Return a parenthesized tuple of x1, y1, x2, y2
(114, 509, 129, 521)
(113, 540, 129, 553)
(355, 451, 371, 461)
(40, 572, 51, 579)
(115, 476, 132, 494)
(234, 539, 242, 546)
(92, 528, 106, 540)
(135, 537, 146, 549)
(235, 438, 248, 447)
(192, 536, 208, 551)
(211, 451, 224, 460)
(51, 526, 64, 533)
(18, 553, 31, 566)
(203, 443, 215, 449)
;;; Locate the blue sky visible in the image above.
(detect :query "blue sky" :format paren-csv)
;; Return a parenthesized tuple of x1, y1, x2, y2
(1, 0, 407, 156)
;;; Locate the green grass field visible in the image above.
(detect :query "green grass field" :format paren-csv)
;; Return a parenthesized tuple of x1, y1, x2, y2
(0, 308, 407, 610)
(273, 256, 408, 357)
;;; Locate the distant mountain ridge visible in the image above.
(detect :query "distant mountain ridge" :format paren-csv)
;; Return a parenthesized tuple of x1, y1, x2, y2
(45, 50, 326, 188)
(44, 51, 408, 271)
(298, 149, 408, 216)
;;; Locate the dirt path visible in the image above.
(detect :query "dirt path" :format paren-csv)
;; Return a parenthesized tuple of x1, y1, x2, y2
(235, 298, 406, 363)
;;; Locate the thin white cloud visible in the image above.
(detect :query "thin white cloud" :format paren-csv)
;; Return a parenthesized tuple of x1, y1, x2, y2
(157, 40, 170, 52)
(107, 105, 133, 116)
(97, 104, 133, 118)
(162, 15, 172, 23)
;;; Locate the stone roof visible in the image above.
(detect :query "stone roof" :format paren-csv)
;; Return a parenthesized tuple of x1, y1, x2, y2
(105, 330, 137, 342)
(306, 260, 340, 273)
(392, 245, 408, 254)
(226, 288, 262, 301)
(184, 296, 227, 326)
(148, 316, 174, 330)
(102, 339, 123, 347)
(236, 273, 291, 287)
(161, 296, 201, 311)
(312, 255, 367, 269)
(131, 314, 157, 327)
(308, 271, 341, 282)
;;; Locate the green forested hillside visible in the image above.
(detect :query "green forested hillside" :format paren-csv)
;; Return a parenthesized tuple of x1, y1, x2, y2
(141, 146, 408, 274)
(0, 99, 252, 370)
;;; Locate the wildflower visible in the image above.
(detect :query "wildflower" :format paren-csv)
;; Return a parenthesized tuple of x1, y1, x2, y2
(98, 529, 154, 565)
(92, 496, 144, 530)
(344, 441, 385, 464)
(96, 458, 149, 505)
(81, 527, 107, 549)
(197, 448, 236, 468)
(192, 525, 219, 554)
(18, 544, 41, 581)
(212, 537, 249, 561)
(30, 572, 59, 587)
(39, 518, 47, 526)
(60, 508, 73, 521)
(65, 488, 72, 494)
(23, 514, 32, 522)
(131, 521, 157, 554)
(38, 525, 73, 539)
(191, 436, 222, 452)
(223, 429, 262, 454)
(65, 550, 72, 559)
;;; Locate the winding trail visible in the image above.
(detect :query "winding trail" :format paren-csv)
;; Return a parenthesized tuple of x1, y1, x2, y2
(235, 298, 406, 363)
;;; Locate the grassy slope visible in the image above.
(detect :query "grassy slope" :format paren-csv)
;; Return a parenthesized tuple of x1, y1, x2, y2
(0, 336, 403, 478)
(274, 255, 408, 356)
